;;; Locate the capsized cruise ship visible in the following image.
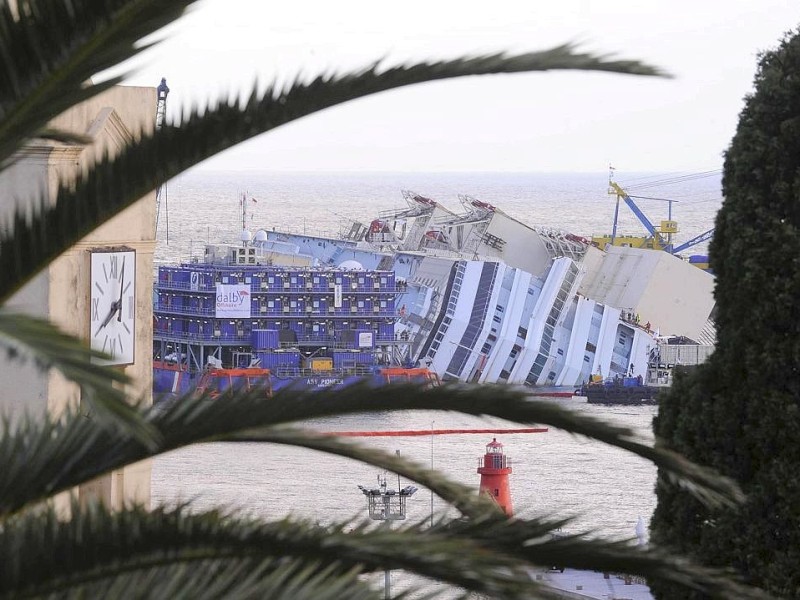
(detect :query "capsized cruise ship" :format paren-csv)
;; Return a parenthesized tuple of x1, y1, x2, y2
(256, 190, 716, 387)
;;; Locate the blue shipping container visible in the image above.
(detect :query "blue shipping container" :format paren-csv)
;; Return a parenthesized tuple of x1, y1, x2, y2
(251, 329, 280, 350)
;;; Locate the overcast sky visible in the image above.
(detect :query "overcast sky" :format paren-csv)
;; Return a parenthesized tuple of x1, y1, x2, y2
(120, 1, 800, 173)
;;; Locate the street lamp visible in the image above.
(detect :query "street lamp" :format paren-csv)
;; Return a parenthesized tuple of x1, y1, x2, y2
(358, 471, 418, 599)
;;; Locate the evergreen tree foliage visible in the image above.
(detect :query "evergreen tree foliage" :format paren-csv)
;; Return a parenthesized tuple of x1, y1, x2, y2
(651, 26, 800, 599)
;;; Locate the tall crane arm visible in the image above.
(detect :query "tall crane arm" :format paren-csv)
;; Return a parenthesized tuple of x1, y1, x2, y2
(609, 181, 669, 248)
(672, 228, 714, 254)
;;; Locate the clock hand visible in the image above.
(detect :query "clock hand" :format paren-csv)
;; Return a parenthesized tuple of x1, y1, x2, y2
(117, 258, 125, 322)
(95, 299, 120, 337)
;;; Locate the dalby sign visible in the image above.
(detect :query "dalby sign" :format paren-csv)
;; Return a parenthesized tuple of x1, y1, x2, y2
(215, 284, 251, 318)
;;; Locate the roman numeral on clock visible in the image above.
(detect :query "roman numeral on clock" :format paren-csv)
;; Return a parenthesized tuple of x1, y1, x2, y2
(109, 255, 119, 280)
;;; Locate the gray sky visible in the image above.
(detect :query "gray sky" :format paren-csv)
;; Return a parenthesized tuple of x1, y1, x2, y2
(121, 1, 800, 173)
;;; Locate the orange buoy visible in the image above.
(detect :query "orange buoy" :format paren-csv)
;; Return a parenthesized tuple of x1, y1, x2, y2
(477, 438, 513, 516)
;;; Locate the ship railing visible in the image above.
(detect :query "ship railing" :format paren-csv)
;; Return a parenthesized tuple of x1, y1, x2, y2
(153, 331, 251, 343)
(272, 365, 375, 378)
(154, 331, 400, 346)
(155, 305, 399, 319)
(255, 309, 399, 318)
(156, 281, 401, 294)
(154, 305, 217, 317)
(277, 337, 397, 349)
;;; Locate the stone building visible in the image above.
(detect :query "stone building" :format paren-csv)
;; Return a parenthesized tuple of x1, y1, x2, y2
(0, 85, 157, 508)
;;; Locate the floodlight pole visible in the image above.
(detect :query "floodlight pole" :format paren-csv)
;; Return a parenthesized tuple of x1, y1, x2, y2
(357, 458, 417, 599)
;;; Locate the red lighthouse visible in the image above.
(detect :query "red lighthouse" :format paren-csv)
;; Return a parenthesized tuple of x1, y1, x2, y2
(477, 438, 513, 516)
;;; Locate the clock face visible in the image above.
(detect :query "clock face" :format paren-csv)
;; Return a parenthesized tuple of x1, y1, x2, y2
(90, 249, 136, 365)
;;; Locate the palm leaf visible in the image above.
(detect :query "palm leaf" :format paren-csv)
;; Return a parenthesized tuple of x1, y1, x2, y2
(0, 502, 772, 600)
(445, 516, 772, 599)
(0, 384, 743, 519)
(211, 384, 744, 507)
(0, 311, 157, 444)
(0, 0, 201, 167)
(0, 45, 665, 301)
(0, 503, 530, 599)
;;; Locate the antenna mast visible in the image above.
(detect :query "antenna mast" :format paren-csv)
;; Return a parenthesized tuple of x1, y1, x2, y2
(154, 78, 170, 242)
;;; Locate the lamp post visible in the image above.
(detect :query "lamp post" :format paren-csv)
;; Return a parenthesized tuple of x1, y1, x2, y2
(358, 471, 418, 599)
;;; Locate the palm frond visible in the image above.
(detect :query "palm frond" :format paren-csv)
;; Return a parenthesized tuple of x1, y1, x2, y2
(0, 383, 742, 519)
(0, 502, 531, 599)
(0, 502, 772, 600)
(0, 45, 665, 301)
(446, 516, 772, 599)
(0, 0, 200, 166)
(0, 311, 157, 445)
(215, 383, 744, 507)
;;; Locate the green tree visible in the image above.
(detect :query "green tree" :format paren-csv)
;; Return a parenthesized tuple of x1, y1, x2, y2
(651, 27, 800, 599)
(0, 1, 777, 597)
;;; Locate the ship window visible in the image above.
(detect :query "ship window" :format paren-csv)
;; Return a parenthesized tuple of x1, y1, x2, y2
(431, 341, 440, 351)
(481, 343, 491, 354)
(443, 317, 451, 325)
(557, 348, 564, 356)
(497, 305, 504, 312)
(492, 315, 501, 323)
(583, 355, 590, 362)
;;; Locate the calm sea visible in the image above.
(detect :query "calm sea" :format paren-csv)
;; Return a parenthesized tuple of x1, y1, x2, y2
(151, 170, 722, 542)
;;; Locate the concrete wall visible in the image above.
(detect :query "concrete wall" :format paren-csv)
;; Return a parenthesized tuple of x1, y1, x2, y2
(0, 85, 157, 508)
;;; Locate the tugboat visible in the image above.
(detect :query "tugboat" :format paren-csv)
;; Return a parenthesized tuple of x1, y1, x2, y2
(580, 374, 660, 405)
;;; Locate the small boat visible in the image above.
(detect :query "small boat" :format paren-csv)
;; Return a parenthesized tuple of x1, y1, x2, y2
(579, 376, 660, 405)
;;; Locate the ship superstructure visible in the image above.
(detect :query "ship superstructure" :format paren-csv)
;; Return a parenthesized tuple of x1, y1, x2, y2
(154, 189, 716, 396)
(261, 190, 715, 388)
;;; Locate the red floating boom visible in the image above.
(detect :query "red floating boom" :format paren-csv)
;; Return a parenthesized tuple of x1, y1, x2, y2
(323, 428, 547, 437)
